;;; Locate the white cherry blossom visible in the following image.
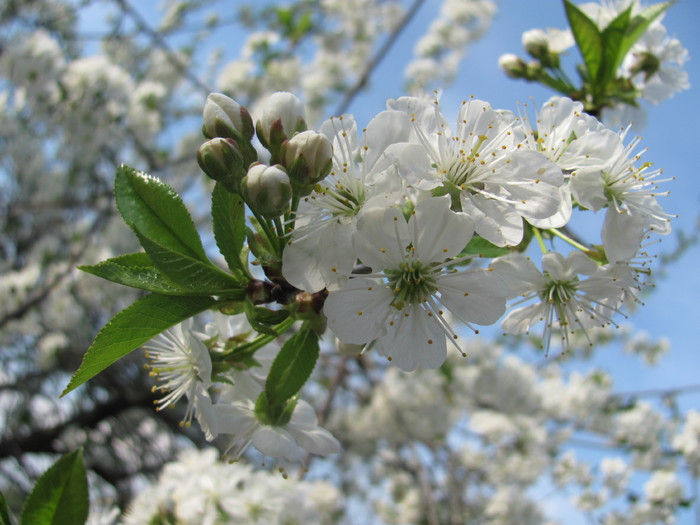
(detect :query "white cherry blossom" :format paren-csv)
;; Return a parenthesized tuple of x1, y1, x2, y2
(324, 195, 507, 370)
(571, 130, 673, 262)
(492, 251, 629, 353)
(143, 319, 213, 425)
(282, 109, 411, 292)
(388, 95, 566, 246)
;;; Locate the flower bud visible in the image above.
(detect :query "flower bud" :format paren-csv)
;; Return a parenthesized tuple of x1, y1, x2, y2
(241, 164, 292, 218)
(203, 92, 254, 141)
(197, 137, 245, 192)
(255, 92, 307, 150)
(283, 130, 333, 195)
(522, 29, 550, 61)
(498, 53, 529, 79)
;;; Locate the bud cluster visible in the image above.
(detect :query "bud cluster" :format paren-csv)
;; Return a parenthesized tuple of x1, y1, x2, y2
(197, 91, 332, 215)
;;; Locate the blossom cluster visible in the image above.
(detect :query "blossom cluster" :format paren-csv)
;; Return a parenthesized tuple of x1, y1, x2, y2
(122, 448, 341, 524)
(146, 312, 340, 464)
(280, 91, 672, 363)
(500, 0, 689, 128)
(144, 86, 673, 466)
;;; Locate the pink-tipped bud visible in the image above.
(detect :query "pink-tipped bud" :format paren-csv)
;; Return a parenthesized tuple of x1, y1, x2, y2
(255, 92, 307, 150)
(203, 93, 254, 141)
(241, 164, 292, 218)
(197, 137, 245, 192)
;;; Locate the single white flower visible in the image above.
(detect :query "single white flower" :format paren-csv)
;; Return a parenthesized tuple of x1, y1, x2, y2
(324, 196, 507, 371)
(388, 95, 565, 246)
(282, 110, 411, 292)
(571, 129, 673, 262)
(492, 251, 628, 353)
(212, 396, 341, 462)
(623, 24, 690, 105)
(143, 319, 213, 425)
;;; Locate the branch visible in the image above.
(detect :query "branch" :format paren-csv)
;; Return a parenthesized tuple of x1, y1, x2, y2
(0, 389, 153, 458)
(333, 0, 426, 116)
(111, 0, 211, 95)
(0, 209, 111, 330)
(614, 383, 700, 399)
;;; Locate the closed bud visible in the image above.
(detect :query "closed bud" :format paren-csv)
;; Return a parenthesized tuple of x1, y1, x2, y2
(498, 53, 529, 79)
(241, 164, 292, 218)
(521, 28, 570, 69)
(197, 137, 245, 192)
(283, 130, 333, 195)
(203, 93, 254, 141)
(523, 29, 550, 61)
(255, 92, 307, 151)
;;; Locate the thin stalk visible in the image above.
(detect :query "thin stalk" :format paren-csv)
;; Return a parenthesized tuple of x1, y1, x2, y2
(532, 227, 548, 254)
(273, 217, 286, 244)
(548, 227, 590, 253)
(217, 316, 296, 361)
(250, 207, 282, 256)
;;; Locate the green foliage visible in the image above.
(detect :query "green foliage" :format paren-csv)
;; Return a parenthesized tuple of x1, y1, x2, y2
(599, 5, 633, 88)
(115, 166, 244, 295)
(244, 300, 290, 336)
(115, 165, 207, 261)
(62, 294, 219, 396)
(264, 325, 319, 408)
(0, 492, 14, 525)
(134, 232, 244, 295)
(20, 450, 88, 525)
(79, 252, 200, 295)
(564, 0, 604, 83)
(621, 2, 674, 67)
(460, 236, 511, 258)
(554, 1, 673, 111)
(212, 183, 249, 278)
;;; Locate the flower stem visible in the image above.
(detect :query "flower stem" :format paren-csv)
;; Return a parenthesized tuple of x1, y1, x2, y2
(547, 228, 589, 253)
(532, 227, 548, 254)
(217, 316, 296, 362)
(250, 207, 282, 256)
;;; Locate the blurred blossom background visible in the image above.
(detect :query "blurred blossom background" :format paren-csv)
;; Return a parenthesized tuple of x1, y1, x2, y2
(1, 0, 699, 523)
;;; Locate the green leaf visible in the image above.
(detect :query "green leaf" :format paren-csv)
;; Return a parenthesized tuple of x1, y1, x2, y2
(564, 0, 604, 82)
(265, 325, 319, 407)
(244, 300, 289, 336)
(135, 232, 245, 295)
(20, 449, 88, 525)
(212, 183, 249, 277)
(619, 2, 673, 66)
(460, 236, 511, 258)
(599, 4, 633, 87)
(79, 253, 197, 295)
(61, 294, 218, 397)
(115, 165, 207, 262)
(0, 492, 14, 525)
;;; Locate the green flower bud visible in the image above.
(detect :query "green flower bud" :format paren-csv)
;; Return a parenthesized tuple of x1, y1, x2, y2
(283, 130, 333, 196)
(241, 164, 292, 218)
(522, 29, 562, 69)
(255, 92, 307, 151)
(498, 53, 529, 79)
(203, 92, 254, 141)
(197, 137, 245, 193)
